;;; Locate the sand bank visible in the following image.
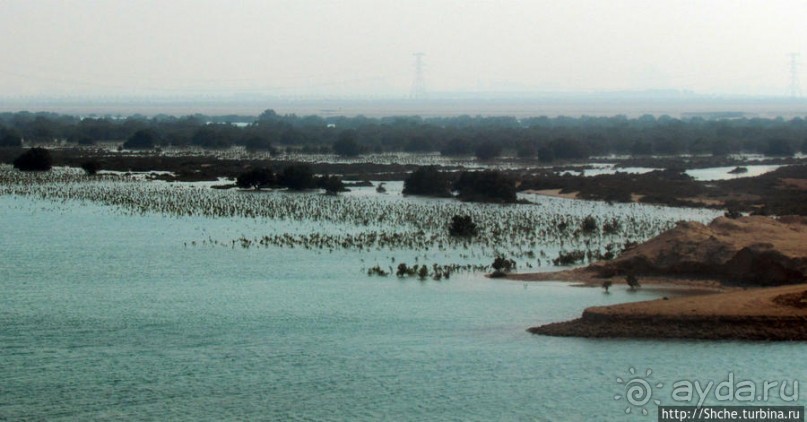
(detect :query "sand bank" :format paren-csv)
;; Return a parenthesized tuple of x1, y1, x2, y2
(521, 215, 807, 340)
(529, 284, 807, 341)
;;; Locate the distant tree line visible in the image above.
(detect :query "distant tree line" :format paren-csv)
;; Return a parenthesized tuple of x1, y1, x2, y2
(2, 109, 807, 160)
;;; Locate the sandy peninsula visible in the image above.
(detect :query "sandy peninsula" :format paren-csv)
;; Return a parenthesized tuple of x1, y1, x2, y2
(522, 215, 807, 340)
(529, 284, 807, 341)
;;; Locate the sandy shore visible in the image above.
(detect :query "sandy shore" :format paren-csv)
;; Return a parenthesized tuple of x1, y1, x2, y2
(520, 189, 580, 199)
(507, 267, 727, 292)
(517, 214, 807, 340)
(528, 283, 807, 341)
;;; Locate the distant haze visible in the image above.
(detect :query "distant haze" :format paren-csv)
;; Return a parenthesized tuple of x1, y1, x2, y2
(0, 0, 805, 99)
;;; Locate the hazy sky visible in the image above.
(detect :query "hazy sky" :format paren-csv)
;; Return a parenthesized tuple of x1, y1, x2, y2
(0, 0, 805, 98)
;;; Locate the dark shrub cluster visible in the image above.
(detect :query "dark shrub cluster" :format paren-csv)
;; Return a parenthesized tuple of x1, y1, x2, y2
(280, 164, 316, 190)
(553, 250, 586, 266)
(448, 215, 478, 237)
(403, 167, 517, 204)
(318, 175, 347, 194)
(454, 170, 517, 203)
(490, 256, 517, 277)
(491, 256, 516, 273)
(13, 147, 52, 172)
(235, 164, 342, 193)
(236, 168, 276, 190)
(80, 160, 102, 175)
(402, 166, 452, 197)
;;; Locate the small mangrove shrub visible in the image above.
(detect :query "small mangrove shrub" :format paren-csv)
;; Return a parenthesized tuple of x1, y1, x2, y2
(552, 250, 586, 266)
(490, 256, 516, 277)
(448, 215, 478, 237)
(626, 274, 641, 290)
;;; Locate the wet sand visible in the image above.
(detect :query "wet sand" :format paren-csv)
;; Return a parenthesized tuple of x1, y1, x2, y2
(507, 267, 727, 291)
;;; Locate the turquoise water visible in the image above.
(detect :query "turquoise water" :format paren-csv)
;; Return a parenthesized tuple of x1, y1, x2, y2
(685, 164, 782, 181)
(1, 195, 805, 421)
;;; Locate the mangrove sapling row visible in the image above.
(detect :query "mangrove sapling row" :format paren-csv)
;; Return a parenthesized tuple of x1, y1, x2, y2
(552, 250, 587, 266)
(366, 259, 514, 282)
(367, 263, 460, 280)
(0, 165, 721, 272)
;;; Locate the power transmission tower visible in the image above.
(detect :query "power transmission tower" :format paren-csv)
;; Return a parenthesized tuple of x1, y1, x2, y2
(410, 53, 427, 100)
(788, 53, 801, 98)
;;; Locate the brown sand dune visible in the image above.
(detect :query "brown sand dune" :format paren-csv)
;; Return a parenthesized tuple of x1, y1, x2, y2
(590, 215, 807, 285)
(514, 215, 807, 287)
(524, 215, 807, 340)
